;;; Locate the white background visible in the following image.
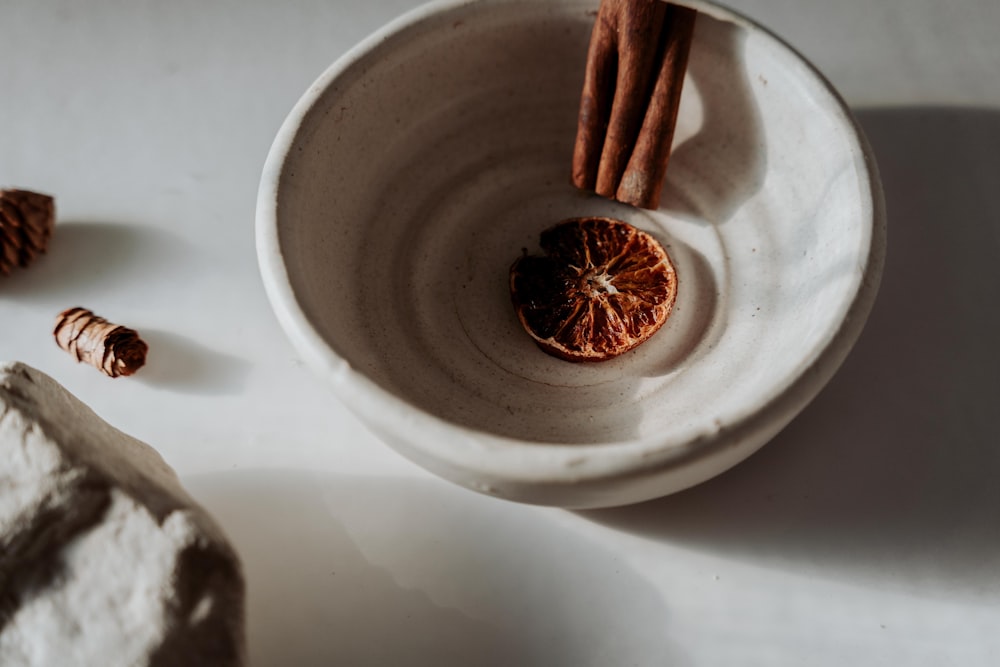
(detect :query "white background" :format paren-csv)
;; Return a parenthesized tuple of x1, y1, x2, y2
(2, 1, 998, 664)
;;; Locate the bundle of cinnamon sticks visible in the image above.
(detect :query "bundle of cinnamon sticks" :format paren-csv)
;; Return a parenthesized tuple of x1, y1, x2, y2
(572, 0, 696, 210)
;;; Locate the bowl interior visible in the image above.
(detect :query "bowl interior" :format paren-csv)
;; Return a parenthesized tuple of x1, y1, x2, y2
(270, 0, 878, 449)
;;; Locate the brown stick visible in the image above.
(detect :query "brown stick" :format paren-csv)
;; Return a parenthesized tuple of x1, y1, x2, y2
(571, 1, 696, 210)
(617, 3, 696, 208)
(54, 307, 148, 378)
(570, 2, 617, 192)
(594, 0, 667, 199)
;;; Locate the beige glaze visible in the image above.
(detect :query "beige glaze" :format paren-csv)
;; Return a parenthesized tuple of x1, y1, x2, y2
(256, 0, 885, 508)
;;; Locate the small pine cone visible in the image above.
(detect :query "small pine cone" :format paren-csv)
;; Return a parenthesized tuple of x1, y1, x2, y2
(54, 307, 148, 378)
(0, 189, 56, 276)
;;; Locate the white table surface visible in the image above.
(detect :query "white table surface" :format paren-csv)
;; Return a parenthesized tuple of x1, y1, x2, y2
(3, 1, 999, 664)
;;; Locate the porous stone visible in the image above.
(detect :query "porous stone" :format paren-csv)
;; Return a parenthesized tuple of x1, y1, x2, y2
(0, 361, 245, 666)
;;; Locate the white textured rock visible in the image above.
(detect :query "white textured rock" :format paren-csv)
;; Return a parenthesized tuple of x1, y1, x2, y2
(0, 361, 245, 666)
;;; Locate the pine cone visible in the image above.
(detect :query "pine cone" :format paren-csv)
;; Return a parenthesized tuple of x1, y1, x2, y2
(0, 189, 56, 276)
(54, 308, 148, 378)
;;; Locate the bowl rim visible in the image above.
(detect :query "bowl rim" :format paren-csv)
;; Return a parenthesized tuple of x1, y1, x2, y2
(256, 0, 886, 496)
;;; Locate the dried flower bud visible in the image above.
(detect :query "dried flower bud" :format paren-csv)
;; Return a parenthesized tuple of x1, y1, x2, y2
(0, 189, 56, 276)
(54, 308, 148, 378)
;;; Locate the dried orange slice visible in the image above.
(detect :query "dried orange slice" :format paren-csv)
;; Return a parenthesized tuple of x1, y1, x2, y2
(510, 216, 677, 362)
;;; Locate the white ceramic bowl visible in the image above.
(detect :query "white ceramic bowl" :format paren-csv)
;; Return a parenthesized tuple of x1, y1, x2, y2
(257, 0, 885, 508)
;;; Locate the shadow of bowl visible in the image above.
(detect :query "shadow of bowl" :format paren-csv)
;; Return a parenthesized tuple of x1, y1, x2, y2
(581, 106, 1000, 602)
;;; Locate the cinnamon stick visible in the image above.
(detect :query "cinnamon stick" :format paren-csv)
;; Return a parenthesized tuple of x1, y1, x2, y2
(54, 308, 148, 378)
(572, 0, 696, 210)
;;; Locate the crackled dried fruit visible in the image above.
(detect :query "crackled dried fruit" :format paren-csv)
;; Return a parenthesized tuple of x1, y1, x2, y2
(0, 188, 55, 276)
(54, 307, 148, 378)
(510, 216, 677, 362)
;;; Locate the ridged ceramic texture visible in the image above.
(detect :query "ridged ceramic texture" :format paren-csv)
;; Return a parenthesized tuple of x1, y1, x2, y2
(257, 0, 885, 508)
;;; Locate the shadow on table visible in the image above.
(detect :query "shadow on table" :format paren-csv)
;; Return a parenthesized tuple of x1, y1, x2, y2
(185, 469, 679, 667)
(1, 221, 193, 303)
(138, 329, 251, 396)
(581, 106, 1000, 600)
